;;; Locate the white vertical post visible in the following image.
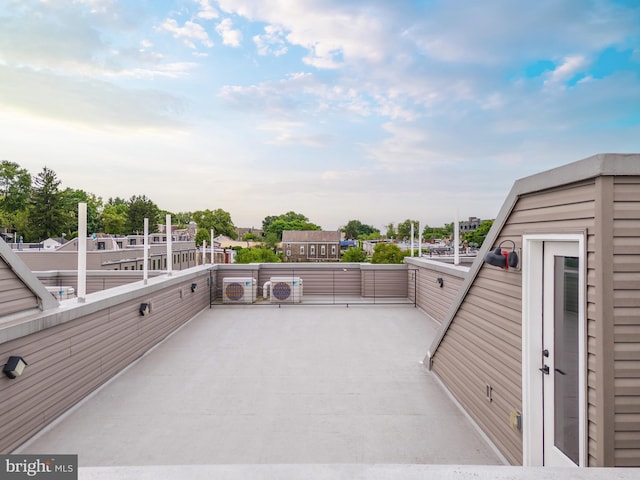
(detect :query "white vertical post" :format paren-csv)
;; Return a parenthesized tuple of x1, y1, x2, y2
(203, 240, 207, 264)
(77, 202, 87, 302)
(143, 218, 149, 285)
(166, 214, 172, 276)
(410, 222, 414, 257)
(210, 229, 215, 264)
(418, 221, 422, 257)
(454, 209, 460, 265)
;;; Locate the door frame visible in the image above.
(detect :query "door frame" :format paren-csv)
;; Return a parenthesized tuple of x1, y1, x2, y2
(522, 233, 587, 467)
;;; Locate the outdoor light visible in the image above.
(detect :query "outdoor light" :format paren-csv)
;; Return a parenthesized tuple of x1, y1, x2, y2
(436, 277, 444, 288)
(484, 240, 519, 269)
(191, 283, 197, 293)
(139, 303, 150, 316)
(3, 356, 28, 379)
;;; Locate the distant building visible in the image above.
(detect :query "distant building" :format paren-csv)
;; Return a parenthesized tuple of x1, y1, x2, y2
(237, 227, 263, 239)
(459, 216, 482, 232)
(281, 230, 341, 262)
(14, 233, 198, 271)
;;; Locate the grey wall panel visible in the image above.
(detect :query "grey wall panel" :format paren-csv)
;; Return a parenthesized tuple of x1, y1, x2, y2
(0, 260, 39, 315)
(613, 176, 640, 466)
(0, 271, 211, 453)
(431, 179, 598, 465)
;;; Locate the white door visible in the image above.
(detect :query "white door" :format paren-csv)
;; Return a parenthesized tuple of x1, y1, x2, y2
(541, 241, 581, 466)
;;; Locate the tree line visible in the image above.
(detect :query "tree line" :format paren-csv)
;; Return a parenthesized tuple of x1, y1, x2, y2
(1, 160, 484, 251)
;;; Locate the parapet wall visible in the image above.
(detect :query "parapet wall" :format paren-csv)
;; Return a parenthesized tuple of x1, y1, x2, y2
(405, 257, 470, 323)
(0, 266, 212, 453)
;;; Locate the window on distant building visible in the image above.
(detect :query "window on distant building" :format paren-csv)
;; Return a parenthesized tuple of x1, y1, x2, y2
(331, 246, 336, 255)
(97, 241, 105, 250)
(286, 250, 291, 257)
(130, 239, 137, 246)
(300, 246, 305, 255)
(321, 245, 326, 256)
(310, 245, 315, 256)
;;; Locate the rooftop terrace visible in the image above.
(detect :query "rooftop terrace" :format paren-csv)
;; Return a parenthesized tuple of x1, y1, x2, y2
(16, 303, 502, 466)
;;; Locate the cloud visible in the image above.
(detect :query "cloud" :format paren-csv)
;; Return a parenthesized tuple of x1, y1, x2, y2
(215, 18, 243, 47)
(544, 55, 589, 88)
(158, 18, 214, 49)
(0, 65, 186, 130)
(216, 0, 389, 68)
(253, 25, 288, 56)
(195, 0, 219, 20)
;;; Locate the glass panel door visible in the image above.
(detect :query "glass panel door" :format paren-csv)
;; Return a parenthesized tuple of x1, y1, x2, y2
(553, 256, 579, 464)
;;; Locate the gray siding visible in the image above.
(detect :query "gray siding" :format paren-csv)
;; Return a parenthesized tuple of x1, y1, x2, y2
(212, 264, 408, 299)
(612, 176, 640, 466)
(0, 271, 211, 453)
(361, 266, 407, 298)
(431, 179, 597, 465)
(36, 271, 165, 294)
(407, 260, 467, 322)
(0, 258, 39, 316)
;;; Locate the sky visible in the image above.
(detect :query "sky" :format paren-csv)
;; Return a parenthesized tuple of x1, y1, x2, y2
(0, 0, 639, 232)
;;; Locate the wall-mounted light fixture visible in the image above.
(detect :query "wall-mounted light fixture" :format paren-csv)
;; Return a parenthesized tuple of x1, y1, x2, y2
(139, 303, 150, 316)
(191, 283, 197, 293)
(436, 277, 444, 288)
(3, 356, 28, 379)
(484, 240, 519, 269)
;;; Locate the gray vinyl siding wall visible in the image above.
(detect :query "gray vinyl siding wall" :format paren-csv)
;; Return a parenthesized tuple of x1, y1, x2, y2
(612, 176, 640, 466)
(431, 179, 598, 466)
(0, 258, 39, 315)
(212, 264, 407, 299)
(0, 269, 211, 453)
(406, 259, 468, 323)
(36, 271, 165, 295)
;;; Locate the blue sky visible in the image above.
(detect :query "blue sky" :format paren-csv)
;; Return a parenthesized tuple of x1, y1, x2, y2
(0, 0, 639, 231)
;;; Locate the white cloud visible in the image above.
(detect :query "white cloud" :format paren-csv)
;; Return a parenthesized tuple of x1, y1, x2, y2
(215, 18, 243, 47)
(216, 0, 389, 68)
(253, 25, 288, 56)
(195, 0, 219, 20)
(544, 55, 588, 87)
(159, 18, 214, 49)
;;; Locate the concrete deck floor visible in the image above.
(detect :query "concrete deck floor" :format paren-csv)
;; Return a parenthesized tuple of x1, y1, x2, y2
(17, 304, 502, 467)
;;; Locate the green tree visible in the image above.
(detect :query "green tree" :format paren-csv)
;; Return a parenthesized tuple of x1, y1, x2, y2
(127, 195, 160, 234)
(62, 188, 103, 236)
(263, 232, 280, 249)
(29, 166, 67, 241)
(101, 198, 128, 235)
(235, 247, 280, 263)
(342, 247, 367, 262)
(192, 209, 236, 239)
(262, 211, 321, 240)
(422, 223, 454, 240)
(371, 243, 406, 264)
(0, 160, 32, 241)
(341, 219, 379, 240)
(397, 219, 420, 241)
(194, 228, 211, 247)
(385, 223, 397, 239)
(172, 211, 192, 227)
(463, 220, 494, 247)
(0, 160, 31, 214)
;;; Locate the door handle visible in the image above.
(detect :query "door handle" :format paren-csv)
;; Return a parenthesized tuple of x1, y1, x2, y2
(555, 368, 566, 375)
(539, 365, 550, 375)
